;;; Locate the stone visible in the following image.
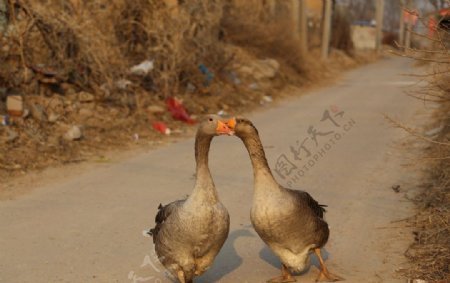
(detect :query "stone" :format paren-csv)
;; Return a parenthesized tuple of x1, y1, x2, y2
(21, 109, 30, 118)
(186, 83, 196, 92)
(110, 108, 119, 117)
(1, 44, 9, 53)
(48, 95, 64, 112)
(262, 95, 273, 103)
(48, 112, 59, 123)
(249, 83, 259, 90)
(78, 108, 93, 119)
(6, 128, 18, 142)
(238, 58, 280, 81)
(65, 87, 76, 96)
(263, 59, 280, 73)
(47, 135, 60, 146)
(63, 125, 82, 141)
(63, 99, 72, 106)
(238, 66, 253, 76)
(116, 79, 132, 90)
(252, 59, 279, 80)
(29, 102, 45, 121)
(147, 105, 165, 114)
(6, 95, 23, 117)
(77, 91, 95, 103)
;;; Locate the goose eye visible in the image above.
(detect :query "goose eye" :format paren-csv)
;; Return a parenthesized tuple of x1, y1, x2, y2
(208, 118, 213, 122)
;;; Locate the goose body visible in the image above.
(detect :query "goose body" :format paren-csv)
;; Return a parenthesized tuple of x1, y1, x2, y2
(149, 116, 231, 283)
(251, 185, 328, 272)
(152, 195, 229, 280)
(228, 117, 342, 282)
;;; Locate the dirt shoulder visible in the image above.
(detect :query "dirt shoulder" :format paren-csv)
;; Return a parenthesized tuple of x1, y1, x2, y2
(0, 49, 379, 197)
(400, 85, 450, 283)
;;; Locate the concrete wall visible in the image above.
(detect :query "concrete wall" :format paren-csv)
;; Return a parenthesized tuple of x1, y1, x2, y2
(351, 25, 376, 50)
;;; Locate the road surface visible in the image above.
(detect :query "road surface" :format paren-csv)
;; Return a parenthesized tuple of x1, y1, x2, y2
(0, 57, 424, 283)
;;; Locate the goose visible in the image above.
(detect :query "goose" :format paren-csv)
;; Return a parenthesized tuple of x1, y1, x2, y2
(148, 115, 232, 283)
(227, 117, 343, 283)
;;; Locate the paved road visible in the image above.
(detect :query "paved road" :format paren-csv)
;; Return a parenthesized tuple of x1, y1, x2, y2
(0, 57, 424, 283)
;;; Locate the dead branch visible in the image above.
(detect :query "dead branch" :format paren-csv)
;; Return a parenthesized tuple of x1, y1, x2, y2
(384, 114, 450, 147)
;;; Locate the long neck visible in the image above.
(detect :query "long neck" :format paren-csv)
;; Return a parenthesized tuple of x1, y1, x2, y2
(240, 130, 277, 187)
(190, 132, 218, 202)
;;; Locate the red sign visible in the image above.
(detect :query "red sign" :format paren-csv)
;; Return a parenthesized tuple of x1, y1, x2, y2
(403, 9, 418, 25)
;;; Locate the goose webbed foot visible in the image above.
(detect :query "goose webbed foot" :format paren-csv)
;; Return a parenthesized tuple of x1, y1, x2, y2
(314, 248, 344, 282)
(267, 264, 296, 283)
(316, 270, 344, 282)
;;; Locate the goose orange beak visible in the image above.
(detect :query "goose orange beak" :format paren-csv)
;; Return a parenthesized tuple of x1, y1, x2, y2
(227, 118, 236, 130)
(216, 120, 234, 135)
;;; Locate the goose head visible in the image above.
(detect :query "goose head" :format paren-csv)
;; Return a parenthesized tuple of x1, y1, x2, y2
(199, 114, 234, 136)
(225, 117, 258, 138)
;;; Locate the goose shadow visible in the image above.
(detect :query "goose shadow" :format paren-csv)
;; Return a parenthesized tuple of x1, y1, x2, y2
(197, 228, 255, 282)
(259, 246, 330, 277)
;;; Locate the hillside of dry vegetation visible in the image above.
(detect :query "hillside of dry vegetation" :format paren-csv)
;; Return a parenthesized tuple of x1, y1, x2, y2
(399, 26, 450, 282)
(405, 89, 450, 283)
(0, 0, 375, 182)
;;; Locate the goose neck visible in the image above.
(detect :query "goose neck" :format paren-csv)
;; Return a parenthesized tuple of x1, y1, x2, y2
(191, 132, 218, 202)
(240, 133, 277, 185)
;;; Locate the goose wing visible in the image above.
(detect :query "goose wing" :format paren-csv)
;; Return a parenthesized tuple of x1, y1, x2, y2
(148, 199, 185, 243)
(285, 187, 327, 218)
(283, 187, 330, 248)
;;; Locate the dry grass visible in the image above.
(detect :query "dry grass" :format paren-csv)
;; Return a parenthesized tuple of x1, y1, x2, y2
(0, 0, 369, 182)
(221, 1, 357, 84)
(403, 108, 450, 282)
(1, 0, 226, 97)
(1, 0, 358, 97)
(394, 16, 450, 281)
(221, 2, 309, 77)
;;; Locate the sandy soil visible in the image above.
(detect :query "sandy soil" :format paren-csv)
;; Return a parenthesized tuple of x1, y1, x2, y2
(0, 57, 426, 283)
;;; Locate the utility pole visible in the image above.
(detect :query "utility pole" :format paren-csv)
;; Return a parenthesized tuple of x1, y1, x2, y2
(375, 0, 385, 52)
(405, 22, 412, 49)
(399, 0, 405, 48)
(404, 0, 413, 49)
(321, 0, 332, 60)
(268, 0, 276, 17)
(299, 0, 308, 55)
(291, 0, 300, 35)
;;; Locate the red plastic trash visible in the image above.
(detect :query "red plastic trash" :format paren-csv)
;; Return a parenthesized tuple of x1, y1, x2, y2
(166, 97, 196, 124)
(152, 122, 171, 135)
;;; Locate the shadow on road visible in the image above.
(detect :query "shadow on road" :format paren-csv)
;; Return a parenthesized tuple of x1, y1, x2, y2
(197, 228, 255, 282)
